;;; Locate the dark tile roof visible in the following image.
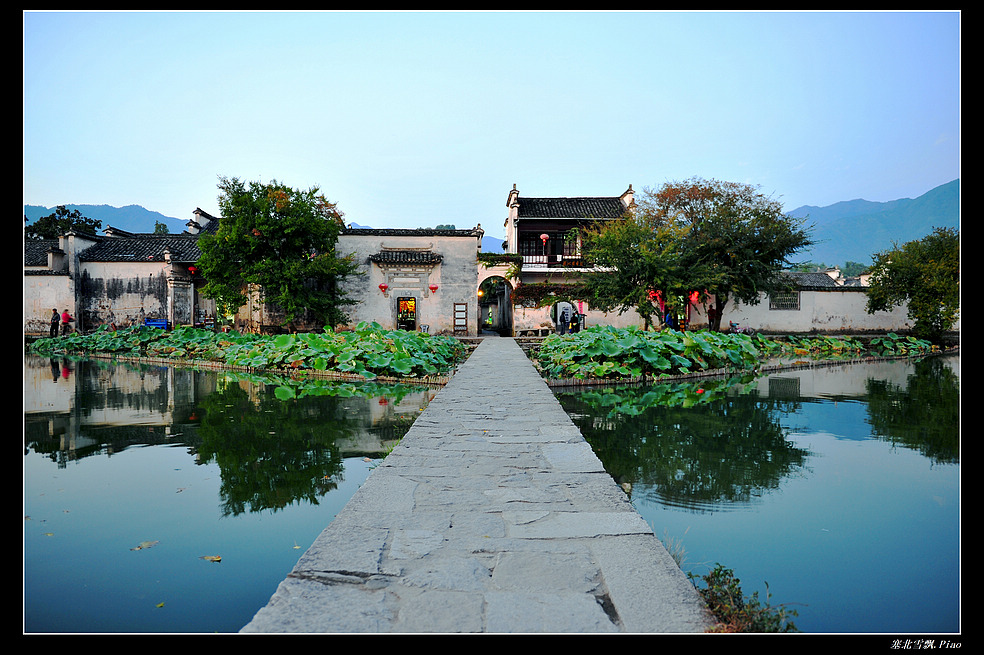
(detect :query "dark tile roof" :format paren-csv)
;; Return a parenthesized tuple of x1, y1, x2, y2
(24, 240, 59, 266)
(188, 208, 221, 235)
(516, 197, 626, 220)
(783, 271, 840, 289)
(78, 234, 202, 263)
(368, 250, 443, 265)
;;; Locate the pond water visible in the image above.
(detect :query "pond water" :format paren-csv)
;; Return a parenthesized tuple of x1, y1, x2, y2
(23, 355, 436, 634)
(555, 354, 960, 634)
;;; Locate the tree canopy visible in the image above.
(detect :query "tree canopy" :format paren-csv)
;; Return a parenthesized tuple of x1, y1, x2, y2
(865, 227, 959, 343)
(575, 208, 695, 329)
(196, 177, 361, 330)
(25, 206, 102, 240)
(579, 178, 814, 330)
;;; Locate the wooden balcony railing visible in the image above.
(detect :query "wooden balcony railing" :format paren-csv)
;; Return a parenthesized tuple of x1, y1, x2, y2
(522, 255, 588, 268)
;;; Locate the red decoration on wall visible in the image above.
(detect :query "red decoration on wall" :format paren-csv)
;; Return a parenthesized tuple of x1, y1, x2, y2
(379, 283, 388, 292)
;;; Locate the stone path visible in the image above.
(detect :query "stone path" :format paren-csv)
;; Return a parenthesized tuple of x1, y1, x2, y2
(241, 337, 714, 633)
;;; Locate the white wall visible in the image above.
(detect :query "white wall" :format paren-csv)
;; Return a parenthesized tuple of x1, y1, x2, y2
(719, 288, 913, 332)
(336, 232, 480, 335)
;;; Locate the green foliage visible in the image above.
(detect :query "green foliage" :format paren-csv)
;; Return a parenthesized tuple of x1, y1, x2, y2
(532, 327, 939, 381)
(196, 176, 361, 329)
(865, 227, 960, 344)
(757, 333, 867, 358)
(692, 564, 799, 633)
(576, 211, 694, 328)
(25, 205, 102, 240)
(511, 282, 591, 308)
(868, 332, 937, 356)
(28, 322, 468, 380)
(532, 325, 762, 380)
(583, 178, 814, 331)
(477, 253, 523, 267)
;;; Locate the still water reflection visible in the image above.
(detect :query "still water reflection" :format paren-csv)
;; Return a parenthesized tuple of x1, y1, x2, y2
(555, 355, 960, 633)
(24, 355, 435, 633)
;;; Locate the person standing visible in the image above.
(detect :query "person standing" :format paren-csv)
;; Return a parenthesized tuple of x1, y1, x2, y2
(49, 308, 60, 337)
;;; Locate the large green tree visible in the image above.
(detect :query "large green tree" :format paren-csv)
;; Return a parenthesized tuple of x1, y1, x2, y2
(577, 208, 702, 329)
(25, 206, 102, 240)
(581, 178, 813, 331)
(865, 227, 959, 344)
(647, 178, 813, 330)
(197, 177, 361, 330)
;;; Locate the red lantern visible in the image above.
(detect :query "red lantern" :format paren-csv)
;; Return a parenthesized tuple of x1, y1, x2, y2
(540, 233, 549, 244)
(429, 284, 439, 293)
(378, 283, 388, 293)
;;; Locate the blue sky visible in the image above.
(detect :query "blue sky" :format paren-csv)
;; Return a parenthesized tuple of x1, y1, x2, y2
(23, 10, 960, 239)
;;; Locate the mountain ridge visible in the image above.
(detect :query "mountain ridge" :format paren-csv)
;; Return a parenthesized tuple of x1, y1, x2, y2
(24, 178, 958, 266)
(787, 179, 959, 265)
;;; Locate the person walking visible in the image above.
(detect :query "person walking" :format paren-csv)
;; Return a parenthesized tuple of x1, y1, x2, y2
(49, 308, 60, 337)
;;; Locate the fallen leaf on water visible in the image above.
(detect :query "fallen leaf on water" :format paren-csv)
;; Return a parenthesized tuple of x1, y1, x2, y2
(130, 540, 159, 551)
(199, 555, 222, 563)
(156, 602, 165, 608)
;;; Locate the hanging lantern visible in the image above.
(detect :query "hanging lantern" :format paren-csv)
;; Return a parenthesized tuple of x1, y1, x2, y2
(429, 284, 439, 293)
(378, 283, 388, 293)
(540, 233, 549, 244)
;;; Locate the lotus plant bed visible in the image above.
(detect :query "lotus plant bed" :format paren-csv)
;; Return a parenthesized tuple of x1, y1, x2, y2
(530, 326, 942, 386)
(28, 321, 471, 385)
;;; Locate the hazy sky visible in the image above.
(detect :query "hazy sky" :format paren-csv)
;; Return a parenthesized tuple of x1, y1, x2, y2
(23, 10, 960, 238)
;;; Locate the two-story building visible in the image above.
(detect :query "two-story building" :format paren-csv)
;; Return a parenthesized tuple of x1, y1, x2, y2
(486, 184, 645, 335)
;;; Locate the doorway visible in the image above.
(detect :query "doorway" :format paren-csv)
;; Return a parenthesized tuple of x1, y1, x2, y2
(477, 276, 513, 336)
(396, 296, 417, 331)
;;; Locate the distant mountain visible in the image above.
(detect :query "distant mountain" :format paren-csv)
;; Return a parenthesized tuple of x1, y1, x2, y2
(482, 235, 505, 252)
(23, 204, 188, 234)
(787, 179, 959, 267)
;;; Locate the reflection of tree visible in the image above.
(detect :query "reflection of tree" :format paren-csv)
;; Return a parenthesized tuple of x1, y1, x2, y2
(194, 382, 358, 516)
(25, 354, 429, 515)
(865, 356, 960, 464)
(558, 381, 811, 512)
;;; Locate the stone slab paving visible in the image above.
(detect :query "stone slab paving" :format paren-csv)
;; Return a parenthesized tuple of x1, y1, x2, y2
(241, 337, 714, 633)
